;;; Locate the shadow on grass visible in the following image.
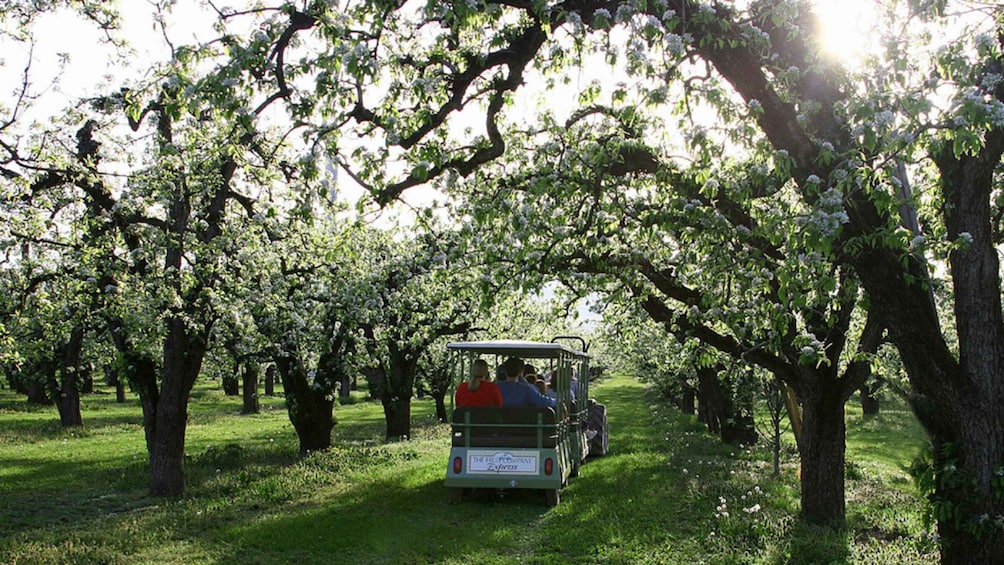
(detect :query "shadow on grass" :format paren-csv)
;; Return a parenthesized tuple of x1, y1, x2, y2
(769, 522, 851, 564)
(0, 454, 152, 539)
(214, 376, 709, 564)
(4, 375, 895, 564)
(0, 433, 299, 541)
(845, 407, 927, 473)
(215, 472, 555, 564)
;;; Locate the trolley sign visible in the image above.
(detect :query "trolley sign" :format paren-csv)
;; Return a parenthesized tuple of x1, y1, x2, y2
(468, 450, 539, 474)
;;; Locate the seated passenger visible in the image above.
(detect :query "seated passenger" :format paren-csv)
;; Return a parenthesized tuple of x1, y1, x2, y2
(522, 363, 537, 384)
(455, 359, 503, 407)
(533, 378, 547, 395)
(544, 380, 557, 400)
(497, 356, 556, 408)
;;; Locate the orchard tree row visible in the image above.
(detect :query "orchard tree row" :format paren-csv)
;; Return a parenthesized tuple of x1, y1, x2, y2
(1, 1, 1003, 563)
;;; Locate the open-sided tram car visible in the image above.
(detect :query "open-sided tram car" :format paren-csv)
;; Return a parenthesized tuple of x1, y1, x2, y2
(444, 338, 602, 506)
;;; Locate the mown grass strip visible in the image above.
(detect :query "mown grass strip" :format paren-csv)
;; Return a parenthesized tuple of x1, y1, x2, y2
(0, 375, 935, 564)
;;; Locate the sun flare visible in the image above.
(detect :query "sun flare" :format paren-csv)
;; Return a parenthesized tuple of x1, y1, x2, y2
(812, 0, 880, 68)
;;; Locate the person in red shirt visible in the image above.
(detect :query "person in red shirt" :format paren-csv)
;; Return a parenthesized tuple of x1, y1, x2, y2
(455, 359, 503, 407)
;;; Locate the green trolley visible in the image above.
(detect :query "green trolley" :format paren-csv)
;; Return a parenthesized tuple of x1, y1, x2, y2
(444, 338, 596, 506)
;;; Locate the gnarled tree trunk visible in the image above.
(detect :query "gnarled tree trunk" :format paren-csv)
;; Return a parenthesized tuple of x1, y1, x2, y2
(275, 343, 335, 454)
(793, 376, 848, 526)
(53, 326, 85, 428)
(146, 318, 208, 497)
(380, 347, 419, 440)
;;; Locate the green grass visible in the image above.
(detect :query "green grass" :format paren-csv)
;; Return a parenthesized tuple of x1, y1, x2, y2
(0, 376, 936, 564)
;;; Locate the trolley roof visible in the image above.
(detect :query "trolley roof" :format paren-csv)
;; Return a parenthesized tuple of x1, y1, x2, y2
(447, 340, 590, 359)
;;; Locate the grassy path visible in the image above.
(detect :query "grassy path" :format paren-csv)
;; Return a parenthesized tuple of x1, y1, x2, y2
(0, 374, 935, 564)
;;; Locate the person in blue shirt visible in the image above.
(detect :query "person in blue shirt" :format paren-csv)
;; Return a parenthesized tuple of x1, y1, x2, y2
(497, 356, 556, 408)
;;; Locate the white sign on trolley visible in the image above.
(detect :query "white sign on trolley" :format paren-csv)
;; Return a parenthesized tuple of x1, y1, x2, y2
(467, 450, 539, 474)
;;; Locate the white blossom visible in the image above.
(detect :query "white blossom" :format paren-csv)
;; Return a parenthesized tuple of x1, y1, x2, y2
(981, 73, 1002, 90)
(592, 8, 611, 27)
(615, 4, 634, 23)
(874, 109, 895, 126)
(665, 33, 685, 55)
(976, 33, 996, 50)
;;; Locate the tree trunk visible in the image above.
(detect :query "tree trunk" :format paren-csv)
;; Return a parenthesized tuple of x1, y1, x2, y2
(116, 378, 127, 403)
(853, 236, 1004, 562)
(264, 364, 275, 396)
(932, 426, 1004, 565)
(432, 391, 448, 423)
(148, 397, 188, 497)
(3, 365, 20, 393)
(275, 351, 334, 454)
(146, 318, 207, 497)
(55, 378, 83, 427)
(80, 368, 94, 394)
(48, 326, 85, 427)
(795, 382, 847, 526)
(381, 349, 419, 440)
(383, 394, 413, 439)
(859, 383, 880, 416)
(678, 386, 696, 415)
(923, 143, 1004, 563)
(222, 370, 239, 396)
(26, 378, 51, 405)
(241, 361, 260, 415)
(363, 367, 384, 400)
(339, 373, 352, 400)
(696, 367, 723, 434)
(721, 410, 757, 446)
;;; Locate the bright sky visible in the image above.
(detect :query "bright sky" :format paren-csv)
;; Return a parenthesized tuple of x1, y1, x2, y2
(0, 0, 932, 329)
(4, 2, 208, 114)
(4, 0, 884, 145)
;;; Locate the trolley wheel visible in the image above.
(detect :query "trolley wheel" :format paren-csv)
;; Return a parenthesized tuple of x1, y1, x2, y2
(570, 461, 580, 478)
(544, 488, 560, 507)
(448, 487, 464, 504)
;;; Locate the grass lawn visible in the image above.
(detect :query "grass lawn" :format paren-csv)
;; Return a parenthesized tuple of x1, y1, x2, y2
(0, 375, 936, 564)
